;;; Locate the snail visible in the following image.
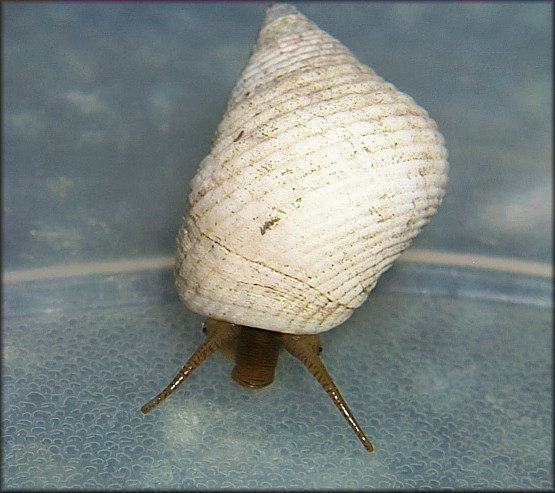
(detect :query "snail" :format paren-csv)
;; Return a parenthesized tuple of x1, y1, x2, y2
(141, 3, 448, 453)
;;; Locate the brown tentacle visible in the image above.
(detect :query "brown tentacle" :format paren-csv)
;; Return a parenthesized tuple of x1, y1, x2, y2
(141, 319, 241, 414)
(281, 334, 374, 453)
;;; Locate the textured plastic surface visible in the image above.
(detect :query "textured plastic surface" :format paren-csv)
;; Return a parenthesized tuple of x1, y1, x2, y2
(3, 266, 552, 489)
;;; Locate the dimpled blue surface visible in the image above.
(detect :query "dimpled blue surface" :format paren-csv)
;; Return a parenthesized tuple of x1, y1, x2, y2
(2, 267, 552, 489)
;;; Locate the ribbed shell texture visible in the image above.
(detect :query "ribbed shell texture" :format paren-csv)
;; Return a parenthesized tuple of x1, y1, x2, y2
(175, 4, 448, 334)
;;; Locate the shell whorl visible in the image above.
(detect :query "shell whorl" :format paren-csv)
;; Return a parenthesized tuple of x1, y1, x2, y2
(175, 4, 449, 335)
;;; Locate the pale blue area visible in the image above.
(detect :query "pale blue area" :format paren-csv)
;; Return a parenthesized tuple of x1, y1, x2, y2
(2, 266, 552, 489)
(2, 2, 552, 490)
(2, 1, 552, 268)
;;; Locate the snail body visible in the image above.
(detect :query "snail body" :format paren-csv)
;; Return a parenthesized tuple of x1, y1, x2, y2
(142, 3, 448, 453)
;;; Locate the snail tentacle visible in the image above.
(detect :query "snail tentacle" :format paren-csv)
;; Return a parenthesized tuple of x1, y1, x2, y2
(141, 320, 241, 414)
(281, 334, 374, 453)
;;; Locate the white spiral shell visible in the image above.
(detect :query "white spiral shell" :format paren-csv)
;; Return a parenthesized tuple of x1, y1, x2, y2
(175, 3, 449, 335)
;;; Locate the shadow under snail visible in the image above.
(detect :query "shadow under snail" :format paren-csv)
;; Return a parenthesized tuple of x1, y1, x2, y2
(141, 3, 448, 454)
